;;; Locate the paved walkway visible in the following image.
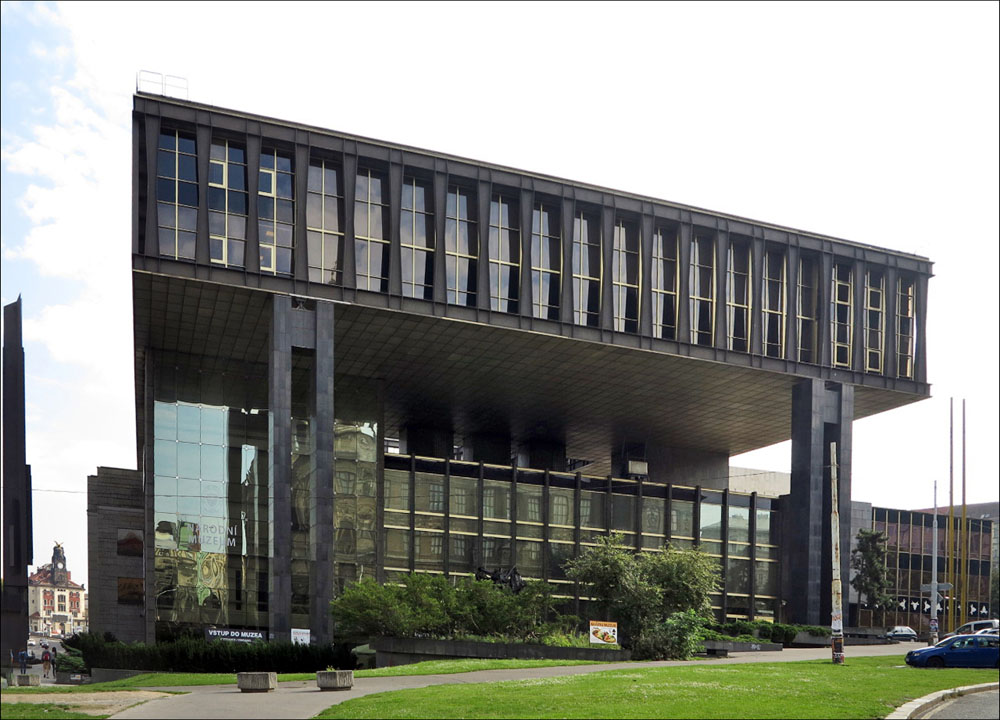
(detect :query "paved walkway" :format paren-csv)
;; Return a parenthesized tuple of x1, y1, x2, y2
(919, 689, 999, 719)
(112, 644, 909, 719)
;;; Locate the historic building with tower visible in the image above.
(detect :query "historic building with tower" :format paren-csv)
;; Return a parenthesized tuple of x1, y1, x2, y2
(28, 543, 88, 636)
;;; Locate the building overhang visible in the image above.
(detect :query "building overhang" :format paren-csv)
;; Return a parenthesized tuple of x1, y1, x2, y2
(133, 266, 929, 472)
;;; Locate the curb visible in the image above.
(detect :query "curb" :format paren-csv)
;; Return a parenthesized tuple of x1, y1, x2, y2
(884, 681, 999, 719)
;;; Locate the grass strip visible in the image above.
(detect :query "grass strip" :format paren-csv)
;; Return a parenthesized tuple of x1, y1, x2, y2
(0, 702, 108, 719)
(313, 656, 1000, 719)
(2, 658, 604, 692)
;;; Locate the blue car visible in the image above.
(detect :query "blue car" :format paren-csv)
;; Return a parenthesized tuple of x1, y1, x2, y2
(905, 634, 999, 668)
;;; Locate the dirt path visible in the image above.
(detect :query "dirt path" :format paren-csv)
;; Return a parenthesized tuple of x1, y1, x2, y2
(1, 690, 172, 717)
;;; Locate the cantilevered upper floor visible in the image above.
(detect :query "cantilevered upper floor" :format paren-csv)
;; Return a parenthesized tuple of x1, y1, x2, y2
(131, 93, 932, 468)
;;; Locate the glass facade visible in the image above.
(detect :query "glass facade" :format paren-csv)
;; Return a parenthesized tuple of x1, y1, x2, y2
(531, 203, 561, 320)
(689, 233, 715, 345)
(401, 177, 435, 300)
(355, 167, 390, 292)
(864, 269, 885, 373)
(651, 226, 678, 340)
(571, 210, 601, 327)
(488, 194, 520, 313)
(446, 185, 477, 306)
(612, 218, 640, 333)
(209, 140, 247, 268)
(896, 276, 916, 379)
(726, 238, 751, 352)
(258, 148, 294, 275)
(831, 261, 854, 368)
(762, 247, 785, 358)
(307, 159, 344, 284)
(796, 254, 819, 363)
(153, 357, 270, 634)
(157, 129, 198, 260)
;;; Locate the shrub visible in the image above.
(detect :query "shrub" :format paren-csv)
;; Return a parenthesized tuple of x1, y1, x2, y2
(632, 609, 705, 661)
(54, 648, 86, 674)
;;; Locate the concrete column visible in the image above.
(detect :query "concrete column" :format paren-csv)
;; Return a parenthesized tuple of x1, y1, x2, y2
(268, 296, 293, 641)
(782, 378, 853, 626)
(309, 301, 335, 643)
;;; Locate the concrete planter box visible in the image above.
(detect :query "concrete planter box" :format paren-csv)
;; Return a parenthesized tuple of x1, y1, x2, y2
(237, 671, 276, 693)
(90, 668, 145, 683)
(790, 631, 831, 647)
(372, 637, 629, 668)
(316, 670, 354, 690)
(16, 674, 41, 686)
(55, 671, 88, 685)
(702, 640, 783, 657)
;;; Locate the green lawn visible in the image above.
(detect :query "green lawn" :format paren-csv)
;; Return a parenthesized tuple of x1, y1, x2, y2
(2, 658, 603, 692)
(314, 656, 1000, 719)
(0, 703, 107, 719)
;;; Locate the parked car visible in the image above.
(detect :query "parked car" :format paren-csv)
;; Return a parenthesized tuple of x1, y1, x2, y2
(27, 639, 36, 646)
(975, 627, 999, 636)
(943, 619, 998, 639)
(887, 626, 918, 641)
(906, 634, 999, 668)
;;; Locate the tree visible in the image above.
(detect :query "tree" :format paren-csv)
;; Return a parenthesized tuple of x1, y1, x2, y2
(850, 529, 893, 621)
(562, 533, 720, 655)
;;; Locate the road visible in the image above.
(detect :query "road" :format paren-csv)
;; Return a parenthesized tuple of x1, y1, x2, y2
(920, 690, 1000, 720)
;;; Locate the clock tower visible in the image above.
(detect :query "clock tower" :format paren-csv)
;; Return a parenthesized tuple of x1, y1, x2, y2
(51, 543, 68, 586)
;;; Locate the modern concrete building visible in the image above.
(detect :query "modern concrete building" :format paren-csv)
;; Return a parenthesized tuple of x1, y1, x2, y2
(88, 92, 935, 644)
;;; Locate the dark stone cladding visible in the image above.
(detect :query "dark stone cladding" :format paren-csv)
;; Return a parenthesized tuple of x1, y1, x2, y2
(131, 93, 932, 396)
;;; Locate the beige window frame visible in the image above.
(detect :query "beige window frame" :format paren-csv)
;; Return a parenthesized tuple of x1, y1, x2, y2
(796, 255, 819, 363)
(531, 202, 561, 320)
(306, 158, 344, 284)
(864, 268, 885, 373)
(689, 233, 716, 346)
(400, 176, 435, 299)
(612, 219, 640, 333)
(572, 210, 602, 327)
(651, 226, 678, 340)
(355, 167, 390, 291)
(762, 247, 786, 358)
(445, 185, 477, 306)
(489, 194, 520, 313)
(726, 239, 752, 352)
(896, 276, 916, 379)
(831, 261, 854, 368)
(258, 148, 294, 275)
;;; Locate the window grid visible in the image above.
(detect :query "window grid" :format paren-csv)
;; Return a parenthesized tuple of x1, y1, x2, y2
(762, 248, 786, 358)
(796, 255, 818, 363)
(258, 148, 294, 275)
(651, 226, 678, 340)
(445, 185, 477, 306)
(354, 167, 390, 292)
(896, 277, 916, 379)
(864, 269, 885, 373)
(831, 261, 854, 368)
(489, 194, 520, 313)
(726, 239, 752, 352)
(531, 203, 561, 320)
(208, 140, 247, 268)
(572, 211, 602, 327)
(156, 129, 198, 260)
(689, 234, 716, 346)
(400, 177, 434, 300)
(306, 159, 344, 284)
(612, 219, 640, 333)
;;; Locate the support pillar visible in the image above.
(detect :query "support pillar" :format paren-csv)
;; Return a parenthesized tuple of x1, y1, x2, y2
(782, 378, 853, 626)
(269, 296, 293, 642)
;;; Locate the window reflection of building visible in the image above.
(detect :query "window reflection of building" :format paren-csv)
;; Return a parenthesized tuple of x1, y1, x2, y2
(401, 177, 435, 300)
(156, 129, 198, 260)
(446, 185, 477, 306)
(612, 218, 640, 333)
(531, 202, 561, 320)
(726, 237, 752, 352)
(689, 233, 715, 346)
(651, 226, 678, 340)
(489, 194, 520, 313)
(572, 209, 602, 327)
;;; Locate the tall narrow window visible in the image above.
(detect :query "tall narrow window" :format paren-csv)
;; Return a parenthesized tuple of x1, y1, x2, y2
(864, 268, 885, 373)
(306, 158, 344, 284)
(572, 210, 601, 327)
(258, 148, 294, 275)
(355, 167, 390, 292)
(157, 129, 198, 260)
(489, 194, 520, 313)
(689, 233, 715, 346)
(727, 238, 752, 352)
(896, 276, 916, 379)
(531, 203, 561, 320)
(831, 261, 854, 368)
(651, 226, 678, 340)
(797, 255, 818, 363)
(762, 247, 786, 358)
(612, 219, 640, 333)
(446, 185, 477, 306)
(208, 140, 247, 268)
(400, 177, 434, 299)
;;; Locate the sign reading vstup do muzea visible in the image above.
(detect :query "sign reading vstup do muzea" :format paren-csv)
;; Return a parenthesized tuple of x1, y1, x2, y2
(589, 621, 618, 645)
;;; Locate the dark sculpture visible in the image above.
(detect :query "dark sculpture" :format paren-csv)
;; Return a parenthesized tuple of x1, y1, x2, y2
(475, 566, 526, 593)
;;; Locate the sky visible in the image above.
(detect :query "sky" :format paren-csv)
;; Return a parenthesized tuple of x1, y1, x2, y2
(1, 1, 998, 586)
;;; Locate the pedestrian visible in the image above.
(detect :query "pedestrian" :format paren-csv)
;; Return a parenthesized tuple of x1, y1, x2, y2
(18, 648, 28, 675)
(41, 648, 51, 678)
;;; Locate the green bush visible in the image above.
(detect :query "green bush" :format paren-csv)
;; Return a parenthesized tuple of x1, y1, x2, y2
(330, 574, 568, 644)
(54, 647, 86, 674)
(632, 609, 705, 661)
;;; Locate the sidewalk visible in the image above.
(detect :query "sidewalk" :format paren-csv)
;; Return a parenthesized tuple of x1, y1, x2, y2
(111, 644, 909, 719)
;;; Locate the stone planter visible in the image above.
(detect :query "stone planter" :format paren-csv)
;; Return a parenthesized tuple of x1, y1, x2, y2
(702, 640, 783, 657)
(316, 670, 354, 691)
(236, 671, 276, 693)
(372, 637, 629, 668)
(16, 674, 41, 686)
(55, 671, 88, 685)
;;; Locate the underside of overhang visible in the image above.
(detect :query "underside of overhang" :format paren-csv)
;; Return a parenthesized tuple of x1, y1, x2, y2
(133, 272, 926, 474)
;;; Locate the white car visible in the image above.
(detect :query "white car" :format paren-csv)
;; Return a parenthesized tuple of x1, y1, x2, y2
(974, 627, 998, 636)
(887, 625, 918, 641)
(943, 619, 999, 639)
